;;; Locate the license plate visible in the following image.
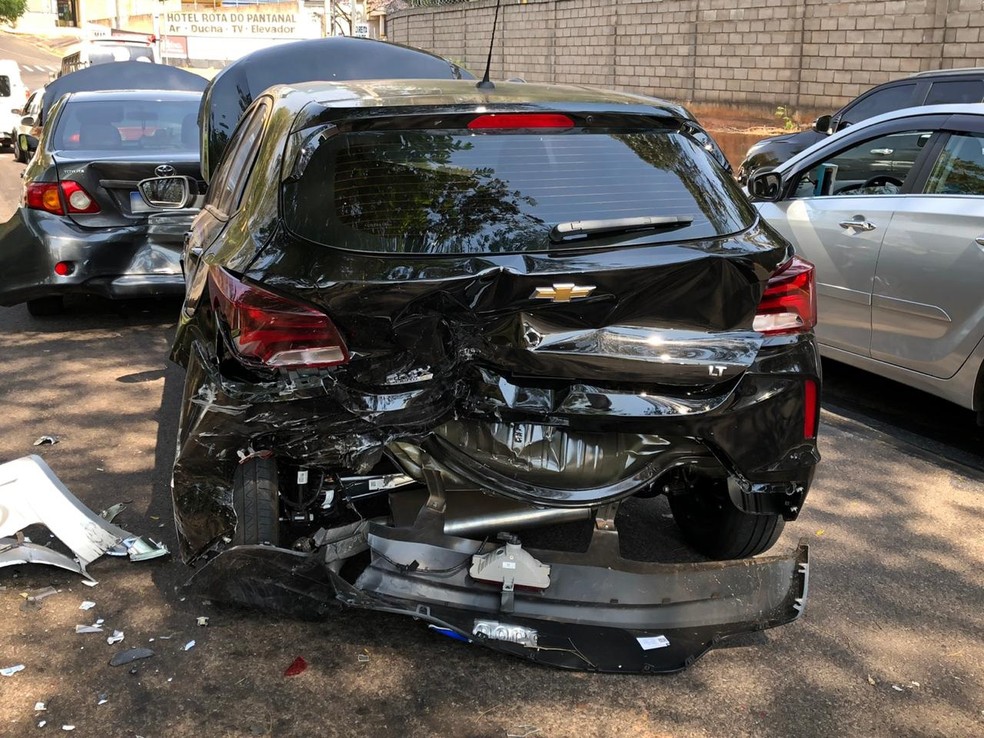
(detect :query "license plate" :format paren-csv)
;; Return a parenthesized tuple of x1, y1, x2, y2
(130, 191, 152, 214)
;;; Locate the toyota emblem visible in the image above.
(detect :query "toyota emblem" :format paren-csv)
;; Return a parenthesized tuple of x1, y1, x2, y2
(155, 165, 176, 177)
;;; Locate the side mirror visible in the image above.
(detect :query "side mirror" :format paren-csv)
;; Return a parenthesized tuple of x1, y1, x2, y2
(17, 133, 38, 157)
(20, 115, 34, 127)
(746, 169, 784, 202)
(812, 114, 832, 134)
(137, 175, 197, 209)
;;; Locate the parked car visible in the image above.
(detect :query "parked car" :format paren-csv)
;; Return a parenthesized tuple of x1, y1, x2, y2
(738, 68, 984, 182)
(748, 104, 984, 418)
(0, 59, 28, 151)
(11, 86, 42, 163)
(59, 38, 158, 77)
(162, 38, 818, 674)
(0, 62, 207, 315)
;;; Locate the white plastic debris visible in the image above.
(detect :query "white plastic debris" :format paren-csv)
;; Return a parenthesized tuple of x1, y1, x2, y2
(75, 624, 103, 634)
(62, 725, 75, 731)
(97, 693, 108, 705)
(0, 664, 25, 677)
(183, 640, 196, 651)
(38, 721, 46, 728)
(106, 630, 125, 645)
(81, 580, 98, 587)
(34, 702, 46, 711)
(33, 435, 58, 446)
(79, 601, 96, 611)
(196, 616, 209, 627)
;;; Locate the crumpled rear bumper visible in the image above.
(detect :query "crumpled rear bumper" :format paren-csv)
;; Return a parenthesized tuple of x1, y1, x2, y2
(0, 207, 193, 306)
(186, 527, 809, 674)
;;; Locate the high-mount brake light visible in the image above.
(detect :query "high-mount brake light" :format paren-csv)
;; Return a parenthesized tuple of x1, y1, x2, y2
(208, 268, 349, 369)
(753, 256, 816, 336)
(24, 181, 101, 215)
(467, 113, 575, 130)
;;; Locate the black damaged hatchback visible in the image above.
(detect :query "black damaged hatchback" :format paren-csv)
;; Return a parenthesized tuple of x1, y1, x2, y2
(169, 39, 820, 673)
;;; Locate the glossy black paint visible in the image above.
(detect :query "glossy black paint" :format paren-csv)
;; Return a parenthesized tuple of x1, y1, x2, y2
(41, 61, 207, 126)
(198, 37, 473, 182)
(737, 129, 825, 182)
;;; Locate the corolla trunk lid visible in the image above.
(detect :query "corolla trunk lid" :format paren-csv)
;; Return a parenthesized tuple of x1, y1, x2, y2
(55, 154, 201, 226)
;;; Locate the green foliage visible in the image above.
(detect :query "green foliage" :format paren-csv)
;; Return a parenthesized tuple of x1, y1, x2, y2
(774, 106, 796, 131)
(0, 0, 28, 26)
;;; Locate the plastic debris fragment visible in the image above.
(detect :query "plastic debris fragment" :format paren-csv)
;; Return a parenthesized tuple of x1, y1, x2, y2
(183, 640, 196, 651)
(0, 664, 25, 677)
(284, 656, 307, 677)
(62, 725, 75, 731)
(75, 624, 103, 634)
(97, 693, 108, 705)
(81, 580, 98, 587)
(33, 435, 58, 446)
(99, 503, 127, 523)
(38, 721, 46, 728)
(109, 648, 155, 667)
(79, 601, 96, 611)
(107, 630, 125, 645)
(34, 702, 46, 711)
(196, 616, 209, 626)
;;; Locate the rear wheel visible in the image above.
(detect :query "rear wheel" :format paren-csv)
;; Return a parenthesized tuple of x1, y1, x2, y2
(11, 134, 23, 162)
(26, 296, 65, 317)
(669, 478, 783, 560)
(232, 456, 281, 546)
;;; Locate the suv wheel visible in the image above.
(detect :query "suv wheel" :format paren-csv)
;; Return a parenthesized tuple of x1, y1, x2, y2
(232, 456, 281, 546)
(26, 296, 65, 317)
(669, 478, 783, 559)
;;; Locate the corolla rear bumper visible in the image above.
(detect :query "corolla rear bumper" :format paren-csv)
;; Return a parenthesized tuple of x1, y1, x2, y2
(0, 208, 193, 306)
(187, 525, 810, 674)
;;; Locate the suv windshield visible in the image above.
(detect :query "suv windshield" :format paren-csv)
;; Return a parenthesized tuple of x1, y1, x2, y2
(283, 128, 754, 254)
(52, 99, 200, 151)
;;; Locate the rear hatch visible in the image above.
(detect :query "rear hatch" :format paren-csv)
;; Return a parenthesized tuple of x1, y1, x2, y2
(269, 111, 783, 389)
(51, 95, 202, 226)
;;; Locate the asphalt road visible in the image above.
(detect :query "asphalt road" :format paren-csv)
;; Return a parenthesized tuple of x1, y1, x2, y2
(0, 31, 61, 91)
(0, 130, 982, 737)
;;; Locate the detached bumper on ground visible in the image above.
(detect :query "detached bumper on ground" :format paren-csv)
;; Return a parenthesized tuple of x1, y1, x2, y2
(187, 515, 809, 674)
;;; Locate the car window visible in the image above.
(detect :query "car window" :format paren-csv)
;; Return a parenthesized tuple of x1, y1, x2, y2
(282, 128, 756, 254)
(840, 84, 917, 127)
(52, 98, 201, 151)
(923, 133, 984, 195)
(0, 76, 9, 98)
(924, 79, 984, 105)
(205, 101, 269, 217)
(792, 130, 934, 198)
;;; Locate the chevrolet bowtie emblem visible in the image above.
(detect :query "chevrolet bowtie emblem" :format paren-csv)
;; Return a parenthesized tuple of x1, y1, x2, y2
(532, 283, 597, 303)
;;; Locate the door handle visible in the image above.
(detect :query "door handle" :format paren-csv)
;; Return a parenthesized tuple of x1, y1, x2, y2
(870, 148, 894, 155)
(839, 220, 876, 232)
(976, 237, 984, 250)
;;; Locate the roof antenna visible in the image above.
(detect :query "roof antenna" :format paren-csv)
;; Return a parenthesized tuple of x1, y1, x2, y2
(476, 0, 503, 90)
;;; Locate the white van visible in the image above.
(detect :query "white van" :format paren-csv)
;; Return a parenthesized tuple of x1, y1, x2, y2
(0, 60, 28, 150)
(60, 39, 159, 77)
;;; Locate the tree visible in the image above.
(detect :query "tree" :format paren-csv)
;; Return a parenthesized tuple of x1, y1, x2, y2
(0, 0, 27, 26)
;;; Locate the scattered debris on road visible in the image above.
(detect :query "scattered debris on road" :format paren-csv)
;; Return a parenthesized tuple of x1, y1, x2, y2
(183, 639, 196, 651)
(33, 435, 58, 446)
(75, 624, 103, 634)
(79, 601, 96, 611)
(196, 616, 209, 626)
(109, 648, 154, 667)
(106, 630, 125, 645)
(0, 664, 25, 677)
(284, 656, 307, 676)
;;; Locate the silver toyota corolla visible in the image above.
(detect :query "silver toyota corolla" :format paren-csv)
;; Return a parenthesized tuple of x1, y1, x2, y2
(748, 103, 984, 419)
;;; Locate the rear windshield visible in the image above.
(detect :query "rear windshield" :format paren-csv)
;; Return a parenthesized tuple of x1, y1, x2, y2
(52, 99, 200, 152)
(282, 129, 755, 254)
(88, 43, 155, 64)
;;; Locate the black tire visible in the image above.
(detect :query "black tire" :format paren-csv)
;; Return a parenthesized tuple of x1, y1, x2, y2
(11, 134, 23, 162)
(26, 296, 65, 317)
(232, 456, 281, 546)
(669, 479, 783, 560)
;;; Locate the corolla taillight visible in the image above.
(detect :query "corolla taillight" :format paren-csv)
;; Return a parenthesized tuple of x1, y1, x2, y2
(753, 256, 816, 335)
(208, 268, 349, 369)
(24, 181, 101, 215)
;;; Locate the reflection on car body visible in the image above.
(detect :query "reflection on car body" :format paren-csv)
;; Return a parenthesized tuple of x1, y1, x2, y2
(749, 104, 984, 418)
(169, 37, 821, 673)
(0, 63, 207, 316)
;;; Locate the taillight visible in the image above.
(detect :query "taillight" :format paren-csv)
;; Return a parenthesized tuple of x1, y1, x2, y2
(468, 113, 574, 130)
(753, 256, 816, 335)
(24, 181, 100, 215)
(208, 268, 349, 369)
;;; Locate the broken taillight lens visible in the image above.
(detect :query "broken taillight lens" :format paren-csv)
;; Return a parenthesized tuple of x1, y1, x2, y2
(753, 256, 816, 335)
(208, 268, 349, 369)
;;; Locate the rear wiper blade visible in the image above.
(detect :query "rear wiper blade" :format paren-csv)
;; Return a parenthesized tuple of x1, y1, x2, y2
(549, 215, 694, 243)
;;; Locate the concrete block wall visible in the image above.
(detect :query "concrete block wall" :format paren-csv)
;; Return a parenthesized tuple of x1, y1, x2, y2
(388, 0, 984, 112)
